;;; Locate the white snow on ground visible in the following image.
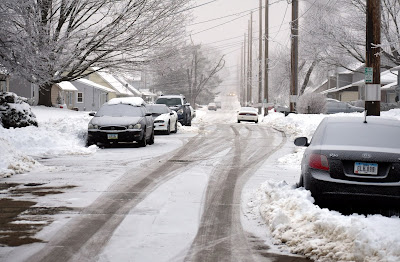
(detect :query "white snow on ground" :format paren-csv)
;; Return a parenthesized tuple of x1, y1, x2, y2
(1, 105, 400, 261)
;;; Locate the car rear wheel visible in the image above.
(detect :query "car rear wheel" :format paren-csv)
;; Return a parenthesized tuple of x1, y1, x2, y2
(237, 120, 240, 123)
(296, 175, 304, 188)
(255, 119, 258, 124)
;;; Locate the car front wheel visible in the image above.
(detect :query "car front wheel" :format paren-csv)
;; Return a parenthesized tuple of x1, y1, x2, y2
(148, 129, 155, 145)
(138, 131, 147, 147)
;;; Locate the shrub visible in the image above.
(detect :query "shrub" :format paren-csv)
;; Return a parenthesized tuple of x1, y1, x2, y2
(296, 93, 327, 114)
(0, 92, 38, 128)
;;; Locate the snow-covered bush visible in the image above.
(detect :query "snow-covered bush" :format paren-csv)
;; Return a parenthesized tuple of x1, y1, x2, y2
(296, 93, 326, 114)
(0, 92, 38, 128)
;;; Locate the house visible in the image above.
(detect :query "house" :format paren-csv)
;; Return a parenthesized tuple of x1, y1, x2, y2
(51, 79, 116, 111)
(87, 68, 134, 97)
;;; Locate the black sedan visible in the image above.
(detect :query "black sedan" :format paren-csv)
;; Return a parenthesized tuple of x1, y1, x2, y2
(86, 97, 154, 147)
(294, 116, 400, 204)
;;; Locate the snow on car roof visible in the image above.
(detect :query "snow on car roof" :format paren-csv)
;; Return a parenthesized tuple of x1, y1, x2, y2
(107, 97, 146, 106)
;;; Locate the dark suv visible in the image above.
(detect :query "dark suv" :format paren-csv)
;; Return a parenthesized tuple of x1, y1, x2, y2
(155, 95, 192, 126)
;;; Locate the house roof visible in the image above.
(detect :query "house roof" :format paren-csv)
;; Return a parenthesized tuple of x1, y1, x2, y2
(115, 77, 142, 96)
(92, 68, 133, 96)
(320, 69, 398, 94)
(140, 89, 157, 97)
(75, 79, 116, 93)
(382, 81, 398, 90)
(58, 81, 78, 91)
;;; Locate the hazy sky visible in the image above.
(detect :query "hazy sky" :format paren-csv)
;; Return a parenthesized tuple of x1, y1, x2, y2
(187, 0, 292, 89)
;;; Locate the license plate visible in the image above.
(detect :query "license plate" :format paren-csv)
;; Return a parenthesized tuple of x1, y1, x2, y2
(354, 162, 378, 175)
(107, 134, 118, 139)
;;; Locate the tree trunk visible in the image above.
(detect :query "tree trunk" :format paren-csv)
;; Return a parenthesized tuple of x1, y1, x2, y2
(299, 60, 318, 96)
(38, 83, 53, 106)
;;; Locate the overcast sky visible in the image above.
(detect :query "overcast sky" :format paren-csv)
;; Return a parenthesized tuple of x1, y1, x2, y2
(187, 0, 292, 90)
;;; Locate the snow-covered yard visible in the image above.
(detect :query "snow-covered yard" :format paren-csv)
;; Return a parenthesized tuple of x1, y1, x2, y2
(1, 106, 400, 261)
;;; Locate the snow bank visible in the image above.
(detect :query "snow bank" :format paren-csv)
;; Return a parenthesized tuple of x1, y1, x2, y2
(251, 109, 400, 261)
(249, 181, 400, 262)
(0, 106, 97, 177)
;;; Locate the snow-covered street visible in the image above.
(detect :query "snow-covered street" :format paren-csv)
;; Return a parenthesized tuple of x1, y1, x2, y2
(1, 99, 400, 262)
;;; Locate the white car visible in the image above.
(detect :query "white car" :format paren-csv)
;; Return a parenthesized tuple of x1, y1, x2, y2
(146, 104, 178, 134)
(237, 107, 258, 123)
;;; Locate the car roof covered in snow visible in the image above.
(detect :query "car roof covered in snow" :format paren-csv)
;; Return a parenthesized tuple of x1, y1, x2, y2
(107, 97, 146, 107)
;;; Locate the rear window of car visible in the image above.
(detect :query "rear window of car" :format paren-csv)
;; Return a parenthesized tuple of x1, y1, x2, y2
(156, 98, 182, 106)
(322, 122, 400, 148)
(240, 107, 257, 112)
(96, 104, 144, 117)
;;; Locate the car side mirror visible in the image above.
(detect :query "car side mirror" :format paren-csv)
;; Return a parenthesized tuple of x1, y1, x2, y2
(294, 137, 309, 147)
(170, 112, 174, 115)
(89, 112, 96, 116)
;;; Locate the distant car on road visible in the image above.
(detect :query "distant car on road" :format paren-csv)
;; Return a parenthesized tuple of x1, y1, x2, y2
(155, 95, 192, 126)
(294, 116, 400, 205)
(146, 104, 178, 135)
(215, 101, 222, 109)
(208, 103, 217, 111)
(274, 104, 290, 116)
(87, 97, 154, 147)
(325, 98, 364, 114)
(237, 107, 258, 123)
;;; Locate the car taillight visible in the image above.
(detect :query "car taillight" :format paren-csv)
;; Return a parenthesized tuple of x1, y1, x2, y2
(309, 154, 329, 171)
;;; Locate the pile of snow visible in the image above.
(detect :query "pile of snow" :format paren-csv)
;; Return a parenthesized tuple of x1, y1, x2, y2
(0, 106, 96, 177)
(249, 181, 400, 261)
(251, 109, 400, 261)
(0, 92, 38, 128)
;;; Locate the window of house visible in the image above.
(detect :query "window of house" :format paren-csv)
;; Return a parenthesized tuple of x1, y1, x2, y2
(77, 92, 83, 103)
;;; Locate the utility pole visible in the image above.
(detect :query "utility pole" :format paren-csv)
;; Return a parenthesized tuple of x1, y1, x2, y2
(243, 33, 247, 106)
(365, 0, 381, 116)
(258, 0, 263, 114)
(248, 12, 253, 105)
(264, 0, 269, 115)
(290, 0, 298, 112)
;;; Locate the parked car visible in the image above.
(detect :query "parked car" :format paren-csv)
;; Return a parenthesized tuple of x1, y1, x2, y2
(208, 102, 217, 111)
(294, 116, 400, 204)
(155, 95, 192, 126)
(325, 98, 364, 114)
(237, 107, 258, 123)
(146, 104, 178, 134)
(274, 104, 290, 116)
(86, 97, 154, 147)
(215, 101, 222, 109)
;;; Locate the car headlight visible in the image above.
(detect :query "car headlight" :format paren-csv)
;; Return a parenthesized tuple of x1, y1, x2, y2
(133, 123, 141, 129)
(88, 124, 98, 129)
(177, 109, 184, 114)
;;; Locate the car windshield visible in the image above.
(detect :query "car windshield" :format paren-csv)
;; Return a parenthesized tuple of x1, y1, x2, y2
(322, 122, 400, 148)
(95, 104, 144, 117)
(156, 98, 182, 106)
(147, 105, 169, 115)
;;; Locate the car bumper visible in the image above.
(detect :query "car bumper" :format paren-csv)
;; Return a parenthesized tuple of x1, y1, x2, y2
(154, 123, 168, 131)
(88, 129, 143, 143)
(305, 170, 400, 202)
(237, 115, 258, 122)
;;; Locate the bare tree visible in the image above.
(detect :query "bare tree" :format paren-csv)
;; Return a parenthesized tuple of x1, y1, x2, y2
(0, 0, 191, 106)
(150, 44, 225, 106)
